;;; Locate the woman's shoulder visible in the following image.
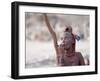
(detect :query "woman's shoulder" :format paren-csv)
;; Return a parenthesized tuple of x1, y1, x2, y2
(75, 52, 81, 54)
(75, 52, 84, 58)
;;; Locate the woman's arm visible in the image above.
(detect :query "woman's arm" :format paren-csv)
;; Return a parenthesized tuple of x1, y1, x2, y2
(43, 14, 58, 54)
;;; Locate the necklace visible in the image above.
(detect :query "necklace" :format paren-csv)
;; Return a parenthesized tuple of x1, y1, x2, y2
(64, 50, 75, 57)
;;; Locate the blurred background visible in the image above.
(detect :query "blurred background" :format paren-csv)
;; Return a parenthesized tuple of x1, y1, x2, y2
(25, 13, 90, 68)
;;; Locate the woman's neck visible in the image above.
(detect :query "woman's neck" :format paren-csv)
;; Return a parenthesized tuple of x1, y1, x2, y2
(65, 46, 75, 56)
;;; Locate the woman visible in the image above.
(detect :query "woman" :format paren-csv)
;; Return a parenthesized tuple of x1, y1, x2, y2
(43, 14, 85, 66)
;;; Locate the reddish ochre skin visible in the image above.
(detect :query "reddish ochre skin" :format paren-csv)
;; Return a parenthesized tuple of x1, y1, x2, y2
(57, 45, 85, 66)
(57, 34, 85, 66)
(44, 14, 85, 66)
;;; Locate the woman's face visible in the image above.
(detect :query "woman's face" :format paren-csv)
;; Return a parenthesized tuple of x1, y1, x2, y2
(62, 32, 74, 50)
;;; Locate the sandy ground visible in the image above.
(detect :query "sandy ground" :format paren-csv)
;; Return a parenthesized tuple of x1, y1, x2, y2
(25, 40, 89, 68)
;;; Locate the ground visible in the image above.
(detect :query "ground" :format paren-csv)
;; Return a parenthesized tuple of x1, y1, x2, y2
(25, 40, 89, 68)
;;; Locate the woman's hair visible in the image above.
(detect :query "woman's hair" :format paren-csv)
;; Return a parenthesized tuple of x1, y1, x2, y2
(64, 26, 72, 33)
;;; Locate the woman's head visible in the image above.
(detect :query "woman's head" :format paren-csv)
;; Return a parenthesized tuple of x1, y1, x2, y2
(62, 26, 75, 50)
